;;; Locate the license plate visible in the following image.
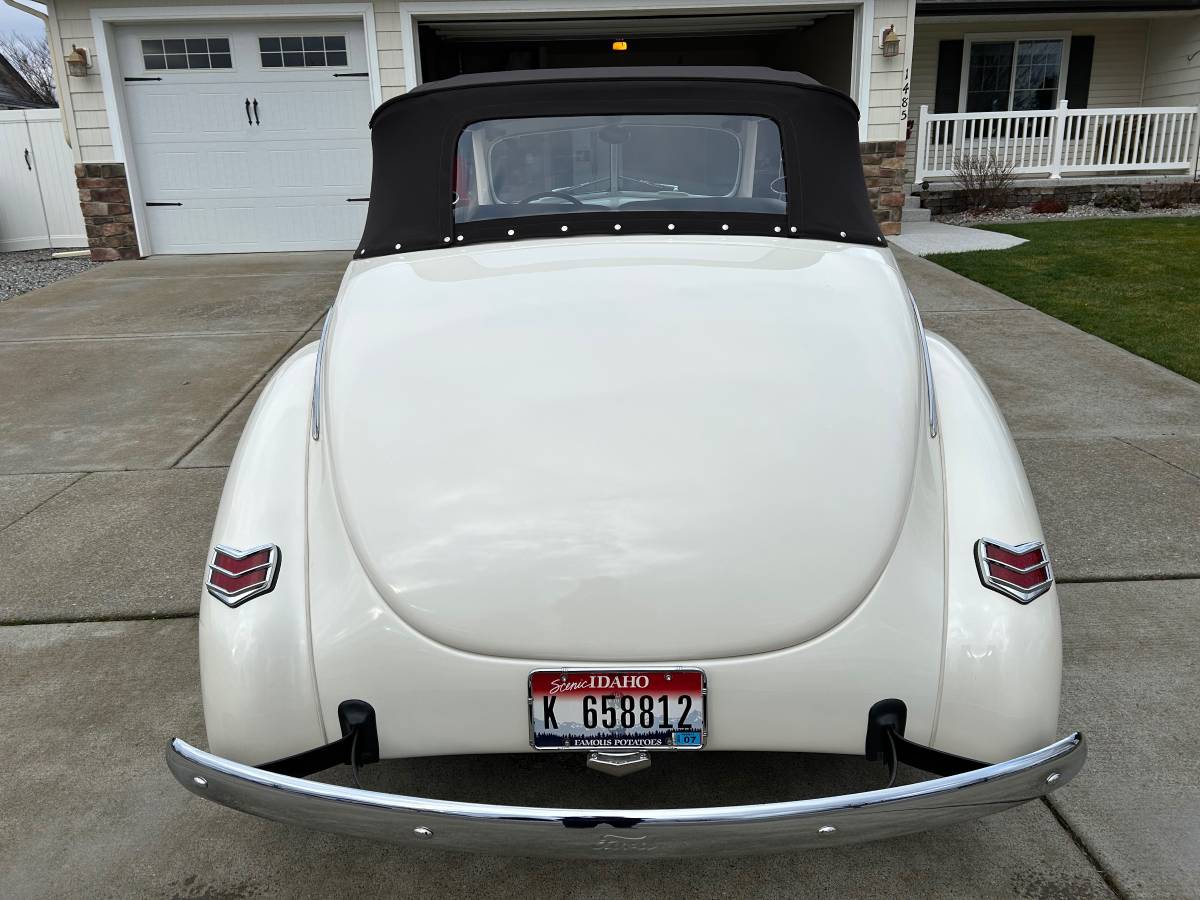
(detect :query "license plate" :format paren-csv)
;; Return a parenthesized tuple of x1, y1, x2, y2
(529, 669, 706, 750)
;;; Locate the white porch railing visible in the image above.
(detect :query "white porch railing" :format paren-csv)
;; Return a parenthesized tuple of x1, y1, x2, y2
(915, 100, 1199, 182)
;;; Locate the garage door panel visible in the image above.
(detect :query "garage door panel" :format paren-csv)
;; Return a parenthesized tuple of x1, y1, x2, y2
(250, 83, 372, 139)
(135, 141, 367, 198)
(256, 201, 364, 244)
(116, 19, 372, 254)
(137, 148, 255, 195)
(145, 197, 366, 254)
(126, 86, 251, 143)
(115, 21, 370, 83)
(267, 146, 371, 190)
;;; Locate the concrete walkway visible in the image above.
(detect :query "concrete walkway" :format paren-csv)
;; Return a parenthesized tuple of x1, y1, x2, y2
(890, 220, 1027, 256)
(1, 249, 1197, 898)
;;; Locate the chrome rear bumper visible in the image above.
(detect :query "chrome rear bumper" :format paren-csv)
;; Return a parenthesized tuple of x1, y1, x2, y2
(167, 732, 1084, 857)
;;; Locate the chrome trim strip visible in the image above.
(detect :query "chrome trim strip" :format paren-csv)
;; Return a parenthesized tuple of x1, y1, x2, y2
(984, 578, 1051, 600)
(907, 292, 938, 439)
(311, 310, 332, 441)
(167, 732, 1084, 858)
(205, 543, 281, 607)
(985, 557, 1052, 575)
(975, 538, 1055, 604)
(208, 561, 273, 579)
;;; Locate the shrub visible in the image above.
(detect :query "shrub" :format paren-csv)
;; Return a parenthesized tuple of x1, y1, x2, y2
(1093, 187, 1141, 212)
(1150, 184, 1198, 209)
(951, 151, 1016, 211)
(1030, 198, 1068, 214)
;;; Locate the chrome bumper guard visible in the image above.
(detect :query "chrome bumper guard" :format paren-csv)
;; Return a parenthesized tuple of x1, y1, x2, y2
(167, 732, 1085, 857)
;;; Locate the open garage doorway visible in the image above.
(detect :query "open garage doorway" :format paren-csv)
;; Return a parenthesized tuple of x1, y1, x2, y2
(415, 10, 858, 97)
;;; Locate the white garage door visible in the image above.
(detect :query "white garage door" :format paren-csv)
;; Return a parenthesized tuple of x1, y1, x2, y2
(116, 21, 373, 254)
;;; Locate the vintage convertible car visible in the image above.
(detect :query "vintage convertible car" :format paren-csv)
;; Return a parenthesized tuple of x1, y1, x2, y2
(168, 67, 1084, 857)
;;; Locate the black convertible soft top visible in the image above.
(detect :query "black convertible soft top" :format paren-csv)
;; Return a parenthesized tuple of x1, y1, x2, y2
(356, 67, 884, 258)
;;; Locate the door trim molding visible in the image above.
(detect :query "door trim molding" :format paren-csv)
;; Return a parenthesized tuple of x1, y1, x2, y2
(91, 3, 381, 256)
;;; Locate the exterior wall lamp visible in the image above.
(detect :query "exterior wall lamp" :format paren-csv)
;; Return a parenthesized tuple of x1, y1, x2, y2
(880, 25, 900, 59)
(65, 45, 91, 77)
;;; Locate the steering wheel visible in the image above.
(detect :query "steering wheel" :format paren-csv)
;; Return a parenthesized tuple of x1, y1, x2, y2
(518, 190, 584, 206)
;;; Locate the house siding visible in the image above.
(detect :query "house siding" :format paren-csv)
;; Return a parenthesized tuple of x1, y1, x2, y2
(48, 0, 405, 163)
(1143, 14, 1200, 106)
(868, 0, 916, 143)
(904, 17, 1152, 179)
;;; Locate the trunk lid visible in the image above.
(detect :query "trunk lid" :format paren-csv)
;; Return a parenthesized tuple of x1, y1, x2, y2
(324, 237, 922, 661)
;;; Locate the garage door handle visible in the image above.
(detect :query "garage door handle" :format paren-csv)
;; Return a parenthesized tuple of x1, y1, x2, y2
(245, 98, 252, 125)
(253, 98, 260, 126)
(24, 149, 31, 171)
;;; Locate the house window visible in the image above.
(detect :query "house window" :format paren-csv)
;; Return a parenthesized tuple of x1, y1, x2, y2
(964, 38, 1065, 112)
(142, 38, 231, 71)
(259, 36, 348, 68)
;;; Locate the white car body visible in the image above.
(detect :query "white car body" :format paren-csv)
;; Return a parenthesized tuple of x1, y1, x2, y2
(169, 67, 1081, 857)
(202, 235, 1061, 765)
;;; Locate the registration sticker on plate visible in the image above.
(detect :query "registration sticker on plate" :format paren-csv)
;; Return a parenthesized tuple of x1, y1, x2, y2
(528, 669, 706, 750)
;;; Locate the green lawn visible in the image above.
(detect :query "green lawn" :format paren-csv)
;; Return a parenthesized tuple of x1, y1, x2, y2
(927, 217, 1200, 383)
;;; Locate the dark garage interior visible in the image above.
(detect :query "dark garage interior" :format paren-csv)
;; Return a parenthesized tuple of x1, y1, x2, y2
(416, 11, 855, 94)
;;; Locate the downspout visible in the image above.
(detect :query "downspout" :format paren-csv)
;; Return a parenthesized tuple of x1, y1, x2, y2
(5, 0, 75, 151)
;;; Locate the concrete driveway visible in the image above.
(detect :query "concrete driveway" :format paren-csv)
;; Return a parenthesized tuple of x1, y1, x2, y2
(1, 249, 1197, 899)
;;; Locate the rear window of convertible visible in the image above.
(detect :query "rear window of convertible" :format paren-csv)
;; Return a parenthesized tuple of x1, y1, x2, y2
(452, 114, 787, 223)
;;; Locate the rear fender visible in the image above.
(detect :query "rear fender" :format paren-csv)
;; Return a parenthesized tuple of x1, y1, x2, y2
(929, 334, 1062, 763)
(200, 344, 325, 764)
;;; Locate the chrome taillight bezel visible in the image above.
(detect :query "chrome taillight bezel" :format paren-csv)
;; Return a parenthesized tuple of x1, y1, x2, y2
(975, 538, 1054, 604)
(205, 543, 281, 608)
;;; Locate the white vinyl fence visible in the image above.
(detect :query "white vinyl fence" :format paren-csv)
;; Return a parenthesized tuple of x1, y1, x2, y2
(915, 100, 1200, 182)
(0, 109, 86, 252)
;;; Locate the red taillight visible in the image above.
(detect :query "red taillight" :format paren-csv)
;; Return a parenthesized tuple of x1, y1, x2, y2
(205, 544, 280, 607)
(975, 539, 1053, 603)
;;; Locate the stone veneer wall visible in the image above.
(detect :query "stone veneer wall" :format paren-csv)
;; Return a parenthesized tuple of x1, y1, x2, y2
(75, 163, 139, 261)
(921, 179, 1200, 216)
(861, 140, 906, 236)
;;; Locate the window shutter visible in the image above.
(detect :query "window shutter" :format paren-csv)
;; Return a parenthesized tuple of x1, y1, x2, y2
(934, 40, 964, 113)
(1065, 36, 1094, 109)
